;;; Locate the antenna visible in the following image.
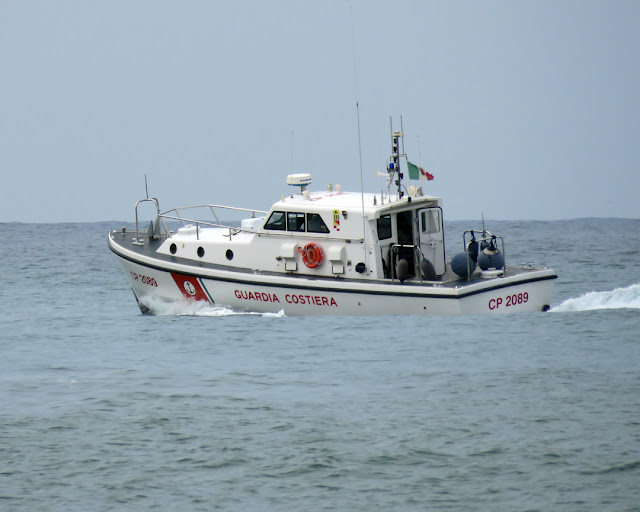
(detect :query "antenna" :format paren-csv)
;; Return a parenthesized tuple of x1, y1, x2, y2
(356, 101, 368, 272)
(350, 3, 368, 274)
(349, 2, 360, 101)
(290, 131, 294, 173)
(145, 174, 149, 199)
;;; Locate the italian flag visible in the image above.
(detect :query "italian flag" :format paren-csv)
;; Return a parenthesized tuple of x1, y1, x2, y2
(407, 161, 434, 181)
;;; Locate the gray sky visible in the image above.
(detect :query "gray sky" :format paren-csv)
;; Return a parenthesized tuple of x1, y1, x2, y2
(2, 0, 638, 222)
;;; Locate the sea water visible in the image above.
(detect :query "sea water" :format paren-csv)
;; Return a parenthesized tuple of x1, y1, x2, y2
(1, 219, 639, 511)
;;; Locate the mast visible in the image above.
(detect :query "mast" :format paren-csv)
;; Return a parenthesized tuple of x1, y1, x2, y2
(388, 117, 406, 199)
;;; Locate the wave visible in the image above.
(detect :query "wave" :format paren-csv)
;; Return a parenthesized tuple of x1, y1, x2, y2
(138, 296, 286, 318)
(551, 283, 640, 312)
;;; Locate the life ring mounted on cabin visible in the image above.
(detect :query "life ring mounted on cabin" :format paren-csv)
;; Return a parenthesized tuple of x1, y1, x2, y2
(300, 243, 323, 269)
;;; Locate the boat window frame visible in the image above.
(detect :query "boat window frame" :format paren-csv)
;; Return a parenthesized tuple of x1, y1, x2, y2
(377, 214, 392, 240)
(306, 213, 330, 233)
(420, 209, 441, 234)
(263, 210, 330, 234)
(264, 210, 286, 230)
(287, 212, 306, 232)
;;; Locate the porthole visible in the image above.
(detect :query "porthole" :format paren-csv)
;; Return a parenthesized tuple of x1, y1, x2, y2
(170, 243, 177, 254)
(197, 246, 205, 258)
(226, 249, 234, 260)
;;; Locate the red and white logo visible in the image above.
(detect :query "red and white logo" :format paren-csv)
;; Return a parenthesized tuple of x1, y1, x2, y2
(184, 281, 196, 296)
(171, 273, 211, 302)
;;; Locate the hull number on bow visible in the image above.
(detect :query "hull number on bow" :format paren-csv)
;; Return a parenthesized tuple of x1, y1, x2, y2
(489, 291, 529, 310)
(130, 271, 158, 287)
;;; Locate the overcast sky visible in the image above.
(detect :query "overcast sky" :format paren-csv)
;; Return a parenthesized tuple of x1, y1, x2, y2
(1, 0, 638, 222)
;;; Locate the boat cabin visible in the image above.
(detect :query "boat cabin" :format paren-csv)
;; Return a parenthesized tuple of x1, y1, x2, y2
(249, 183, 445, 282)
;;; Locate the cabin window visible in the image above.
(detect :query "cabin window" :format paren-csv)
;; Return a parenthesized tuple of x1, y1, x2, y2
(264, 211, 286, 230)
(377, 214, 392, 240)
(307, 213, 330, 233)
(287, 212, 306, 232)
(264, 211, 330, 233)
(421, 210, 441, 233)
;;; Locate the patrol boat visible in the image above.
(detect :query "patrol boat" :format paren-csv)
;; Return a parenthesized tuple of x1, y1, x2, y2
(109, 127, 556, 316)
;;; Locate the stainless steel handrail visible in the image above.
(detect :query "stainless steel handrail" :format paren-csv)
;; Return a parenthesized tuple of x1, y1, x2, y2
(156, 205, 366, 243)
(134, 197, 161, 245)
(147, 204, 269, 241)
(161, 204, 268, 221)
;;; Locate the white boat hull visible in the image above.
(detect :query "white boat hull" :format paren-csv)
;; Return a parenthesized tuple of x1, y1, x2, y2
(111, 235, 556, 316)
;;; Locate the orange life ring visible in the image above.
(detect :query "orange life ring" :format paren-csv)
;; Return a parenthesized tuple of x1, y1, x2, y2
(301, 243, 323, 268)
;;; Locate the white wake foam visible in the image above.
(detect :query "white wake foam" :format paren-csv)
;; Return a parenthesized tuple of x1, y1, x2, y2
(138, 296, 286, 318)
(551, 283, 640, 312)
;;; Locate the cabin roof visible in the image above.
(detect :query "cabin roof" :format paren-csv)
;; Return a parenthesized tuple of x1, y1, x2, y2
(272, 190, 441, 216)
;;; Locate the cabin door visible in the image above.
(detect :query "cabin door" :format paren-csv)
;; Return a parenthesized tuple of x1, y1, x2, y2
(417, 207, 445, 276)
(396, 210, 416, 278)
